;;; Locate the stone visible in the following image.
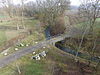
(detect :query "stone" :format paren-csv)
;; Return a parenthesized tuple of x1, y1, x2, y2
(43, 47, 46, 49)
(33, 52, 35, 54)
(35, 42, 38, 44)
(15, 48, 18, 51)
(20, 43, 24, 47)
(26, 44, 29, 47)
(4, 53, 8, 56)
(26, 43, 30, 47)
(97, 56, 100, 59)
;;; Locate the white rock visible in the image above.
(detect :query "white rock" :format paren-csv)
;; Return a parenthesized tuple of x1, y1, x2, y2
(98, 56, 100, 59)
(4, 53, 8, 56)
(35, 42, 38, 44)
(15, 48, 18, 51)
(20, 43, 24, 47)
(26, 44, 29, 47)
(43, 54, 46, 57)
(43, 47, 46, 49)
(33, 52, 35, 54)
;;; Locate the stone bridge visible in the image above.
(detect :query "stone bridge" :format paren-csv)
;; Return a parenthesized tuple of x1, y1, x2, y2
(46, 34, 71, 46)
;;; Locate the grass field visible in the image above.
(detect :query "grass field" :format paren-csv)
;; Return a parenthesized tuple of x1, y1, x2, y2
(0, 17, 39, 46)
(0, 16, 48, 75)
(75, 18, 100, 28)
(75, 18, 100, 37)
(0, 14, 7, 19)
(0, 46, 75, 75)
(0, 30, 7, 45)
(0, 17, 39, 27)
(1, 31, 45, 55)
(0, 17, 45, 59)
(1, 45, 99, 75)
(0, 54, 46, 75)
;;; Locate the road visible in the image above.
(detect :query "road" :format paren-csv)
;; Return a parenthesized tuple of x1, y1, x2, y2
(0, 35, 71, 68)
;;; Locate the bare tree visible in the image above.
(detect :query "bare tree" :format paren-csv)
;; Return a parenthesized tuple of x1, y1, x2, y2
(79, 0, 100, 34)
(24, 1, 37, 17)
(36, 0, 70, 35)
(21, 0, 27, 29)
(1, 0, 14, 18)
(75, 0, 100, 65)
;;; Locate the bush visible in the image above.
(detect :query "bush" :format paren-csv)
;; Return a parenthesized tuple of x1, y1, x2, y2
(50, 17, 66, 36)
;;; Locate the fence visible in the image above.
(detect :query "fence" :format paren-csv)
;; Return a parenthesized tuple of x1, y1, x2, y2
(0, 26, 24, 30)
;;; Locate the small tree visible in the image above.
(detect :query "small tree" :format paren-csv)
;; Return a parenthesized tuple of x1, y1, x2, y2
(21, 0, 27, 29)
(50, 17, 66, 36)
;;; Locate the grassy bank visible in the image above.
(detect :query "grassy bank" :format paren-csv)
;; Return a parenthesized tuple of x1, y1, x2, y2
(0, 17, 39, 46)
(0, 30, 7, 45)
(0, 45, 80, 75)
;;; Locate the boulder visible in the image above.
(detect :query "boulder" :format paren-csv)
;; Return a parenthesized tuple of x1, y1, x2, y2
(33, 52, 35, 54)
(20, 43, 24, 47)
(15, 48, 18, 51)
(26, 43, 30, 47)
(4, 53, 8, 56)
(43, 47, 46, 49)
(35, 42, 38, 44)
(26, 44, 29, 47)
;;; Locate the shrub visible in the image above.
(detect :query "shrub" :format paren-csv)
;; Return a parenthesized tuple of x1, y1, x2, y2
(50, 17, 66, 36)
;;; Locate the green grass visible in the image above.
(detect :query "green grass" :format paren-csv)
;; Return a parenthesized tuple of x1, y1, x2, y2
(14, 54, 46, 75)
(0, 45, 99, 75)
(0, 30, 7, 45)
(0, 21, 14, 26)
(0, 54, 46, 75)
(25, 19, 39, 27)
(0, 46, 51, 75)
(0, 15, 7, 18)
(4, 32, 44, 55)
(0, 18, 45, 59)
(6, 30, 45, 53)
(20, 58, 45, 75)
(0, 18, 39, 44)
(0, 46, 73, 75)
(75, 19, 100, 37)
(0, 30, 24, 46)
(96, 18, 100, 22)
(0, 17, 39, 27)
